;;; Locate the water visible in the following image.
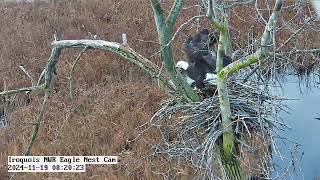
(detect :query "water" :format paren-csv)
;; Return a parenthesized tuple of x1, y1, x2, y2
(272, 75, 320, 179)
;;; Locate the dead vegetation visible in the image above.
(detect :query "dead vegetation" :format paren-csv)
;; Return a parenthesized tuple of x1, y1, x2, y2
(0, 0, 320, 179)
(0, 1, 168, 179)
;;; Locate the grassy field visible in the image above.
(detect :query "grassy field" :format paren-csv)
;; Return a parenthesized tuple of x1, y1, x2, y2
(1, 0, 319, 179)
(0, 1, 170, 179)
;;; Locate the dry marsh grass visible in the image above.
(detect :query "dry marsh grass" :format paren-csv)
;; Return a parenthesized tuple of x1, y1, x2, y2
(0, 1, 168, 179)
(0, 0, 319, 179)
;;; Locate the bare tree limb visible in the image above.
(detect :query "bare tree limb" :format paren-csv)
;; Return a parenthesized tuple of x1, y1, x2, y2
(150, 0, 200, 102)
(0, 85, 44, 96)
(150, 0, 166, 33)
(19, 65, 35, 86)
(207, 0, 226, 32)
(218, 0, 283, 78)
(25, 90, 50, 155)
(165, 15, 207, 47)
(68, 46, 88, 101)
(166, 0, 184, 27)
(52, 40, 175, 91)
(37, 70, 45, 86)
(276, 15, 316, 51)
(228, 0, 256, 8)
(1, 38, 177, 157)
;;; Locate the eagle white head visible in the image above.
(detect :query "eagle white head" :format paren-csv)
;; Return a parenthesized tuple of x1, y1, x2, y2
(176, 61, 195, 86)
(176, 61, 189, 70)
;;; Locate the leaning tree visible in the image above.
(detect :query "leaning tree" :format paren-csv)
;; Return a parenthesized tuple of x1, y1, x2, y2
(2, 0, 320, 179)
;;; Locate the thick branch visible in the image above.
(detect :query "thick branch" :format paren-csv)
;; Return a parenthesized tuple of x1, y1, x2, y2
(150, 0, 166, 34)
(25, 90, 50, 155)
(45, 47, 61, 89)
(216, 26, 244, 178)
(166, 0, 184, 27)
(150, 0, 200, 102)
(208, 1, 245, 178)
(0, 85, 43, 96)
(219, 0, 283, 78)
(207, 0, 226, 32)
(220, 49, 267, 77)
(52, 40, 174, 91)
(261, 0, 283, 48)
(156, 29, 200, 102)
(213, 1, 282, 179)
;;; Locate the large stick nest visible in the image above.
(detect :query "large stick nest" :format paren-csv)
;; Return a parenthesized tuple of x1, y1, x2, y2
(134, 79, 287, 179)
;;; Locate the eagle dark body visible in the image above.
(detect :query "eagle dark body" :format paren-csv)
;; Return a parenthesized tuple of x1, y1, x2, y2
(181, 29, 232, 88)
(183, 62, 209, 88)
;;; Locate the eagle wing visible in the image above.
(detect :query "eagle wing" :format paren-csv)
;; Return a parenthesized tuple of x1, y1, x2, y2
(183, 30, 218, 71)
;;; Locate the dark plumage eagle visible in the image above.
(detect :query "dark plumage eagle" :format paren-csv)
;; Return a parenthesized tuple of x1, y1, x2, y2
(176, 29, 232, 89)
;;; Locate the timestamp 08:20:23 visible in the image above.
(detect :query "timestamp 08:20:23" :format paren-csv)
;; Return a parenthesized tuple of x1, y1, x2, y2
(8, 164, 85, 172)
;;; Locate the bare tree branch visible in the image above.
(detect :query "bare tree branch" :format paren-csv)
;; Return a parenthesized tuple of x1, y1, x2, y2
(166, 0, 184, 27)
(68, 46, 88, 101)
(19, 65, 35, 86)
(52, 40, 174, 91)
(207, 0, 226, 32)
(150, 0, 166, 33)
(25, 90, 49, 155)
(228, 0, 256, 8)
(277, 15, 316, 51)
(0, 38, 177, 156)
(150, 0, 200, 102)
(0, 85, 44, 96)
(219, 0, 283, 78)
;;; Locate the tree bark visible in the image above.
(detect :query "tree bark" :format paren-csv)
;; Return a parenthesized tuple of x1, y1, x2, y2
(209, 0, 283, 179)
(150, 0, 200, 102)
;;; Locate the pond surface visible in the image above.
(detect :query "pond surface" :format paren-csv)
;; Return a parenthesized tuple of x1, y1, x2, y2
(272, 74, 320, 179)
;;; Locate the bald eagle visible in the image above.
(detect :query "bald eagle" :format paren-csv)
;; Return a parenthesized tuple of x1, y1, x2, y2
(176, 29, 232, 88)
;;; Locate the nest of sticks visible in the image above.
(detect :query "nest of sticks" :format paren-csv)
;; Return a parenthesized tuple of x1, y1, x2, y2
(136, 79, 287, 179)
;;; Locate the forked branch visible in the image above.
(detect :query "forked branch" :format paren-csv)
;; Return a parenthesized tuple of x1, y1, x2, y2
(218, 0, 283, 78)
(150, 0, 200, 102)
